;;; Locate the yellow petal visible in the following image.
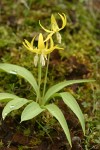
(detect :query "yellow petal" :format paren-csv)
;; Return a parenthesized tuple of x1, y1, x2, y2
(31, 36, 35, 47)
(51, 14, 59, 31)
(45, 41, 48, 49)
(50, 37, 54, 47)
(39, 20, 52, 33)
(44, 46, 63, 55)
(44, 32, 54, 42)
(58, 13, 66, 31)
(32, 48, 41, 54)
(54, 46, 64, 50)
(24, 40, 31, 47)
(38, 33, 45, 49)
(44, 47, 55, 55)
(23, 41, 29, 49)
(23, 40, 33, 51)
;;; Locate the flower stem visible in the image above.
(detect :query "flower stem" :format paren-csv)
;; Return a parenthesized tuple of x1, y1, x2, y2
(37, 55, 42, 104)
(42, 54, 50, 98)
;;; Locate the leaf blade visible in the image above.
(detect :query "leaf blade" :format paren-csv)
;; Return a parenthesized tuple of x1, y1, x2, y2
(60, 92, 85, 134)
(0, 93, 18, 102)
(21, 101, 44, 122)
(2, 98, 29, 120)
(45, 103, 72, 146)
(43, 79, 95, 104)
(0, 63, 38, 94)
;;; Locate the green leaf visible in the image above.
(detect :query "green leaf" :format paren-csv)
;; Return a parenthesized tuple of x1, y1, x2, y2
(45, 103, 72, 146)
(43, 79, 95, 104)
(2, 98, 29, 120)
(60, 92, 85, 134)
(0, 63, 38, 94)
(0, 93, 18, 102)
(21, 101, 44, 122)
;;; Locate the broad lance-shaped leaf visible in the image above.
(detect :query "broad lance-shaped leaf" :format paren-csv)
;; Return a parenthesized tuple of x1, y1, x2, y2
(0, 93, 18, 102)
(0, 63, 38, 94)
(2, 98, 30, 120)
(45, 103, 72, 146)
(43, 79, 95, 104)
(21, 101, 44, 122)
(60, 92, 85, 134)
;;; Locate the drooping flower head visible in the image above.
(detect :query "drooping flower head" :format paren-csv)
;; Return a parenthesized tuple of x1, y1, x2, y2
(39, 13, 66, 43)
(23, 33, 63, 66)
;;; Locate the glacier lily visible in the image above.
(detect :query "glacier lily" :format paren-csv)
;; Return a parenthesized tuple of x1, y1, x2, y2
(0, 13, 95, 147)
(23, 33, 63, 66)
(39, 13, 66, 43)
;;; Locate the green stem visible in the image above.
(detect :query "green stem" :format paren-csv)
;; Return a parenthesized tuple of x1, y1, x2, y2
(42, 54, 50, 98)
(37, 55, 42, 104)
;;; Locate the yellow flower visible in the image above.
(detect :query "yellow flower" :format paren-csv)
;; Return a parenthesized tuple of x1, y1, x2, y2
(23, 33, 63, 66)
(39, 13, 66, 43)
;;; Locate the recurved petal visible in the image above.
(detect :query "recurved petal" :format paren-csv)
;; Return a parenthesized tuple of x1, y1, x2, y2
(45, 41, 49, 49)
(44, 32, 54, 42)
(23, 40, 33, 51)
(38, 33, 45, 49)
(44, 47, 55, 55)
(39, 20, 52, 33)
(54, 46, 64, 50)
(31, 48, 41, 54)
(44, 44, 63, 55)
(24, 40, 31, 47)
(51, 14, 59, 31)
(44, 45, 61, 55)
(31, 36, 35, 47)
(58, 13, 66, 30)
(23, 41, 29, 49)
(49, 37, 54, 48)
